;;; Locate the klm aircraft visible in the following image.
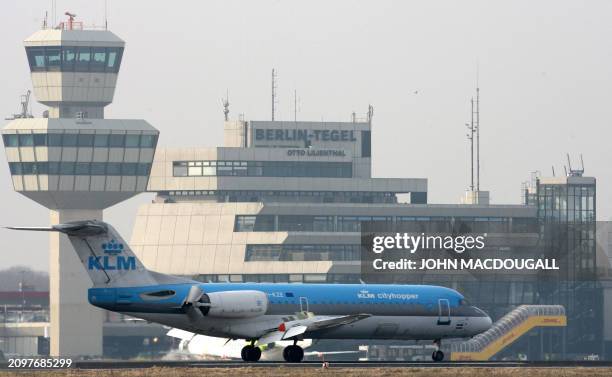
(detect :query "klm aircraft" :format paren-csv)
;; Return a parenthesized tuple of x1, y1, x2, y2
(8, 220, 492, 362)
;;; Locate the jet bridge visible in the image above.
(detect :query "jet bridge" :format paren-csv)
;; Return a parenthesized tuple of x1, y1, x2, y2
(451, 305, 566, 361)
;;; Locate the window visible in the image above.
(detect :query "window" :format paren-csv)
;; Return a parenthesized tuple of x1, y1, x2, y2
(140, 134, 157, 148)
(361, 130, 371, 158)
(33, 134, 47, 146)
(77, 134, 94, 147)
(62, 47, 76, 71)
(18, 134, 33, 147)
(62, 133, 78, 147)
(75, 47, 91, 71)
(90, 162, 106, 175)
(172, 160, 353, 178)
(59, 162, 75, 175)
(75, 162, 90, 175)
(137, 163, 151, 176)
(48, 133, 63, 147)
(90, 48, 107, 72)
(122, 163, 137, 175)
(94, 134, 109, 147)
(106, 163, 121, 175)
(125, 135, 140, 148)
(46, 47, 61, 70)
(26, 46, 124, 73)
(26, 47, 46, 71)
(2, 134, 18, 147)
(109, 134, 125, 147)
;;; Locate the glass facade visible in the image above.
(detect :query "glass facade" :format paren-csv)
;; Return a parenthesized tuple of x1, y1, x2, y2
(2, 133, 157, 148)
(234, 214, 538, 233)
(172, 160, 352, 178)
(535, 179, 601, 357)
(164, 190, 398, 204)
(245, 244, 362, 262)
(25, 46, 124, 73)
(8, 162, 151, 176)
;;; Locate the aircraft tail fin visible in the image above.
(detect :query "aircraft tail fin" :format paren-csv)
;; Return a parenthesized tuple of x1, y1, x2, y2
(7, 220, 157, 287)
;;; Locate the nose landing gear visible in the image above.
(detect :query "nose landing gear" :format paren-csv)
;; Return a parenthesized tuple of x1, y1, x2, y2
(241, 341, 262, 362)
(431, 339, 444, 361)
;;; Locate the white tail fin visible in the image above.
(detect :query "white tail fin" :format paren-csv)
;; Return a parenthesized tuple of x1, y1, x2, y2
(7, 220, 157, 287)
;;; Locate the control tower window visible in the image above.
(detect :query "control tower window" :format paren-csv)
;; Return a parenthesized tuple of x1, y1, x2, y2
(46, 47, 62, 70)
(75, 47, 91, 71)
(62, 47, 76, 71)
(26, 46, 124, 73)
(90, 48, 107, 72)
(26, 47, 46, 71)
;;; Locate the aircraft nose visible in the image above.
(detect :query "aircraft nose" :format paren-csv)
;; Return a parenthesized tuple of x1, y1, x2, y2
(472, 307, 493, 333)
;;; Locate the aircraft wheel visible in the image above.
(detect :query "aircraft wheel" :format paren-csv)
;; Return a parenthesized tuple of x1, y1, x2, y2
(431, 350, 444, 362)
(283, 345, 304, 363)
(241, 345, 261, 362)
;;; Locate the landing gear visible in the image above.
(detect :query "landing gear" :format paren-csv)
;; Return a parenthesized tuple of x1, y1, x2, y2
(431, 339, 444, 362)
(241, 344, 262, 362)
(431, 350, 444, 362)
(283, 344, 304, 363)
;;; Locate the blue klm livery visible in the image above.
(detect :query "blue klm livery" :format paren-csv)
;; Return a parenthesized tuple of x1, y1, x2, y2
(88, 239, 136, 271)
(8, 220, 492, 363)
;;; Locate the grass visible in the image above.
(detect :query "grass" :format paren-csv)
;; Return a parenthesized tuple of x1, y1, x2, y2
(2, 367, 612, 377)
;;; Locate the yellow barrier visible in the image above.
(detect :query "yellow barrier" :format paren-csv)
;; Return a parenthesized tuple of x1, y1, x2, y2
(451, 315, 567, 361)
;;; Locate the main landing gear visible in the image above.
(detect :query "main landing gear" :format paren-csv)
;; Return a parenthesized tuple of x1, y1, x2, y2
(431, 339, 444, 362)
(283, 340, 304, 363)
(241, 341, 262, 362)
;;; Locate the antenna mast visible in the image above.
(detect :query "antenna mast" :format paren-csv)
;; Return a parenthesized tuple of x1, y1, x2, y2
(475, 86, 481, 191)
(271, 69, 277, 121)
(466, 99, 475, 191)
(222, 90, 230, 121)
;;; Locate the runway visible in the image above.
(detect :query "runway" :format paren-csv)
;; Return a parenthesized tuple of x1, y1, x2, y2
(2, 360, 612, 370)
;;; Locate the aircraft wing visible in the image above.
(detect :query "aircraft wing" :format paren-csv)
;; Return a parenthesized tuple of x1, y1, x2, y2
(258, 313, 371, 345)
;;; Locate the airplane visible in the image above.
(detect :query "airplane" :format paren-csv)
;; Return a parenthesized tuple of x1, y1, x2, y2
(7, 220, 493, 362)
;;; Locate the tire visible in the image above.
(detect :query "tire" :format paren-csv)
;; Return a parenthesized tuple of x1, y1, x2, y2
(283, 345, 304, 363)
(241, 345, 261, 362)
(433, 350, 444, 362)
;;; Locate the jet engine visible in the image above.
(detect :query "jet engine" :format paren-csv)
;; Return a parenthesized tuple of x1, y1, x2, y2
(184, 287, 268, 319)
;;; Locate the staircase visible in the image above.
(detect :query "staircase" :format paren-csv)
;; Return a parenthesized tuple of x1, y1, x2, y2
(451, 305, 566, 361)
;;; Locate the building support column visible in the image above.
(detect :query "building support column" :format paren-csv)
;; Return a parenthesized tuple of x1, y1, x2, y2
(49, 209, 104, 357)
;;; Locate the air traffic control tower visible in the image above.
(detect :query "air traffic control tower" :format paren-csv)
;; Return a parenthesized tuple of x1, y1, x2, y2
(1, 15, 159, 356)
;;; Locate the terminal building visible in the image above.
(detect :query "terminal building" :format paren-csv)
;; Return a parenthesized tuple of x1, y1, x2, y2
(1, 16, 611, 361)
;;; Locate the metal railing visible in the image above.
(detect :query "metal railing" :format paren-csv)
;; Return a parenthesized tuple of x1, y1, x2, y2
(452, 305, 565, 353)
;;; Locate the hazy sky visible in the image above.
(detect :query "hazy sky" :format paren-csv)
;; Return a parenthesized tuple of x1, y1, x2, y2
(1, 0, 611, 270)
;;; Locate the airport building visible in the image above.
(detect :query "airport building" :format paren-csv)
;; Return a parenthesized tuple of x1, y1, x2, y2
(1, 17, 611, 361)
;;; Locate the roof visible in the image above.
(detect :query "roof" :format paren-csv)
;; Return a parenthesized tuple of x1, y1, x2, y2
(24, 29, 124, 47)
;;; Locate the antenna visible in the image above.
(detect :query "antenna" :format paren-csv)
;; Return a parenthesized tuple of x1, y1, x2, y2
(367, 105, 374, 124)
(466, 99, 475, 192)
(43, 11, 48, 29)
(566, 153, 572, 172)
(222, 90, 230, 121)
(105, 0, 109, 30)
(552, 166, 556, 177)
(271, 69, 278, 121)
(6, 90, 34, 120)
(580, 154, 585, 171)
(475, 85, 480, 191)
(293, 89, 297, 122)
